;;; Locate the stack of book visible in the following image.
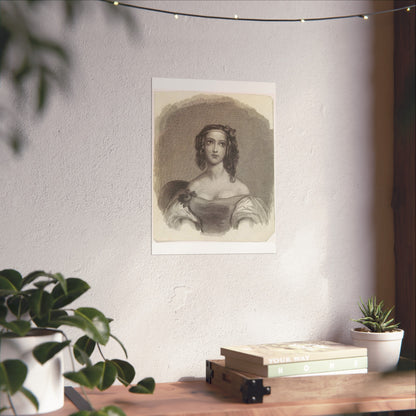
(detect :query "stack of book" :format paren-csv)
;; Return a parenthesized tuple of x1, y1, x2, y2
(220, 340, 368, 378)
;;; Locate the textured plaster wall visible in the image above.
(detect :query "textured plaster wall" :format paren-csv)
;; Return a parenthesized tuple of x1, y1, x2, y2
(0, 1, 394, 382)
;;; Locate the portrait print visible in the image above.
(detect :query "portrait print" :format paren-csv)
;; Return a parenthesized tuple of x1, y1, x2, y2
(152, 78, 276, 254)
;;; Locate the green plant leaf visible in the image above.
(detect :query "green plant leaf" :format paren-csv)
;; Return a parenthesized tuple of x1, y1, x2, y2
(0, 276, 19, 296)
(64, 366, 102, 389)
(0, 269, 22, 291)
(54, 310, 109, 345)
(21, 271, 43, 286)
(110, 359, 135, 386)
(33, 280, 55, 290)
(22, 270, 51, 287)
(354, 296, 400, 332)
(52, 273, 67, 294)
(94, 361, 117, 391)
(0, 359, 27, 395)
(33, 340, 70, 364)
(46, 309, 69, 328)
(23, 271, 68, 294)
(51, 278, 90, 309)
(74, 308, 110, 345)
(74, 335, 96, 365)
(52, 315, 89, 333)
(97, 406, 127, 416)
(7, 295, 30, 318)
(69, 406, 127, 416)
(0, 303, 7, 321)
(0, 319, 31, 336)
(68, 412, 91, 416)
(19, 386, 39, 411)
(29, 290, 53, 326)
(128, 377, 155, 394)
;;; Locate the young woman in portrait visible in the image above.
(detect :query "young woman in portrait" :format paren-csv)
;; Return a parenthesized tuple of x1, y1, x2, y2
(159, 124, 269, 235)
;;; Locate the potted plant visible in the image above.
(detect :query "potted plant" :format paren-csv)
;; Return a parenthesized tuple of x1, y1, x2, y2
(351, 296, 404, 372)
(0, 269, 155, 416)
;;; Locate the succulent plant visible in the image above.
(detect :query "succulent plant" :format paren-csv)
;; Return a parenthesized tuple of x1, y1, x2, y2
(353, 296, 400, 333)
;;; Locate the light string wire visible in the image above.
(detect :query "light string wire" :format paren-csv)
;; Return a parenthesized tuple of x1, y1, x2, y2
(100, 0, 415, 22)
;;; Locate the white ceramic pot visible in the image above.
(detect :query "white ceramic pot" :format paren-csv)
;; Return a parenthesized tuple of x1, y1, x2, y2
(351, 328, 404, 372)
(0, 329, 64, 415)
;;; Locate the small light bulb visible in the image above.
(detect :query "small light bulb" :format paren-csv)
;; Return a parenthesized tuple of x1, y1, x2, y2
(406, 7, 411, 12)
(234, 14, 238, 19)
(363, 15, 369, 20)
(113, 1, 119, 5)
(300, 18, 305, 23)
(174, 14, 179, 19)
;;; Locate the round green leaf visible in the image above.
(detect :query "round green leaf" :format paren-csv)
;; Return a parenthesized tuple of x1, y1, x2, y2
(7, 295, 30, 318)
(64, 366, 102, 389)
(0, 270, 22, 291)
(0, 276, 19, 296)
(74, 335, 96, 365)
(0, 319, 31, 336)
(97, 406, 127, 416)
(74, 308, 110, 345)
(20, 386, 39, 411)
(67, 411, 91, 416)
(94, 361, 117, 391)
(33, 340, 71, 364)
(128, 377, 155, 394)
(0, 304, 7, 321)
(0, 359, 27, 395)
(47, 309, 69, 329)
(110, 359, 135, 386)
(29, 290, 54, 327)
(51, 278, 90, 309)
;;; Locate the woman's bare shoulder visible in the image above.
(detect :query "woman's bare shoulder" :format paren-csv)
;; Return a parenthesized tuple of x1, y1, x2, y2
(233, 178, 250, 195)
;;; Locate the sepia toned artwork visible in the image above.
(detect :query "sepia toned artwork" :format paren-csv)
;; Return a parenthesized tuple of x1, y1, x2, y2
(152, 78, 276, 254)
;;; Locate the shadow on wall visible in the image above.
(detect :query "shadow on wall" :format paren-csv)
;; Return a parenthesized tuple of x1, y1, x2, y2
(372, 6, 396, 308)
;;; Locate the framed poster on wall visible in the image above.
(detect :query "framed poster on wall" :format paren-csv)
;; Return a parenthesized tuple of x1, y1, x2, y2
(152, 77, 276, 254)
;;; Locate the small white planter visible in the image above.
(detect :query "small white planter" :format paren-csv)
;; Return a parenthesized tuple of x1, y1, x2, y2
(0, 329, 64, 415)
(351, 328, 404, 372)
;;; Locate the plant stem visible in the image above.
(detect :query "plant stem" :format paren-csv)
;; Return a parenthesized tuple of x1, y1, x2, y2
(7, 393, 17, 416)
(61, 332, 94, 411)
(97, 343, 106, 361)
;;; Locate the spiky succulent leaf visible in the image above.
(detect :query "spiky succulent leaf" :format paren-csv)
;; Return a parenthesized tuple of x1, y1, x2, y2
(353, 296, 400, 332)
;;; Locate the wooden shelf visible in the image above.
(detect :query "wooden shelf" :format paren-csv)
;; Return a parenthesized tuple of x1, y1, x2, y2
(51, 367, 415, 416)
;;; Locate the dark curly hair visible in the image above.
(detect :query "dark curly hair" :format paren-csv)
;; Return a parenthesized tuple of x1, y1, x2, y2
(195, 124, 239, 182)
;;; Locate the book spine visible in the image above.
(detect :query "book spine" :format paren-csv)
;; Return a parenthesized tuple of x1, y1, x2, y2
(267, 356, 368, 377)
(285, 368, 368, 377)
(225, 356, 368, 377)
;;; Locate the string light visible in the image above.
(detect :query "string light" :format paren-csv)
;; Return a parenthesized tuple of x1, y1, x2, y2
(99, 0, 415, 23)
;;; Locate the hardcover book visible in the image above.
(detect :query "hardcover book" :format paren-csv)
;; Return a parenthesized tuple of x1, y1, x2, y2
(224, 355, 368, 377)
(220, 341, 367, 366)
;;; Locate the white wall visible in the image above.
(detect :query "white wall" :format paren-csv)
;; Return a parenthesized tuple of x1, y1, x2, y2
(0, 1, 394, 382)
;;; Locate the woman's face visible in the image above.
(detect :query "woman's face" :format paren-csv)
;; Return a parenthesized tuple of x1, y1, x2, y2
(204, 130, 227, 166)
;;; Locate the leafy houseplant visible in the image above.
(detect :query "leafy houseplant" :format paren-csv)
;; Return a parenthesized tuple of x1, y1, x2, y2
(0, 269, 155, 416)
(351, 296, 404, 372)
